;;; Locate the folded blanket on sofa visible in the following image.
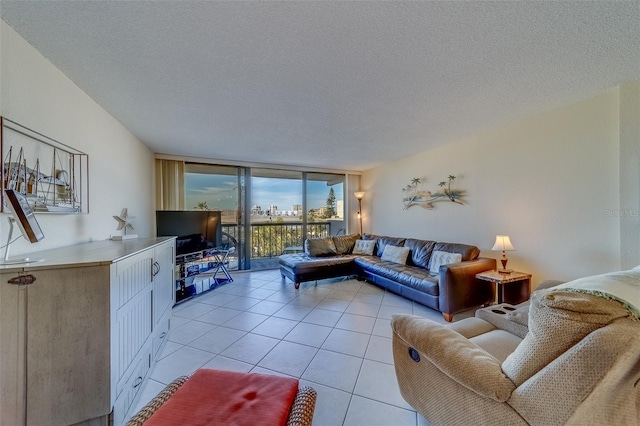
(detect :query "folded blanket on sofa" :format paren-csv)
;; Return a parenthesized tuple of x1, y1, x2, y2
(554, 269, 640, 320)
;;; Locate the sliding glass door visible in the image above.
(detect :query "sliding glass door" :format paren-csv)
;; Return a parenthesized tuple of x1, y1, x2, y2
(247, 170, 345, 270)
(184, 163, 242, 270)
(176, 162, 347, 271)
(250, 168, 303, 269)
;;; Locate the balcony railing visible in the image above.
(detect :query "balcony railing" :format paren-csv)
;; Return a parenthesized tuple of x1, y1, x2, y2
(221, 221, 338, 260)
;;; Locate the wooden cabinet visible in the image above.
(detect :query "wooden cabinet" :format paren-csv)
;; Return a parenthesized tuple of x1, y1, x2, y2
(0, 237, 175, 426)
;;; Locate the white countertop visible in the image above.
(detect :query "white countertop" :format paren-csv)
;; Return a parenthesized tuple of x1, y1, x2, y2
(0, 237, 176, 272)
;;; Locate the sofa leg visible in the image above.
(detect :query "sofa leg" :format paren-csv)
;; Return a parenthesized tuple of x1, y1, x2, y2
(442, 312, 454, 322)
(294, 282, 300, 289)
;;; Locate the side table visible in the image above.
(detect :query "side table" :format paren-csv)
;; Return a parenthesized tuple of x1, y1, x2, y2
(476, 270, 532, 304)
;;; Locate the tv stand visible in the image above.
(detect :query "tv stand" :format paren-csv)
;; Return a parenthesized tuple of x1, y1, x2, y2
(175, 247, 233, 304)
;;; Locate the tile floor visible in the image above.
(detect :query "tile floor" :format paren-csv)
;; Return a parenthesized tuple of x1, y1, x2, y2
(126, 269, 473, 425)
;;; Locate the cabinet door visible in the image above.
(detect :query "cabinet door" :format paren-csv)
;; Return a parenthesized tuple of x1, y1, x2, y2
(26, 266, 111, 426)
(113, 250, 154, 391)
(0, 275, 25, 426)
(152, 240, 175, 325)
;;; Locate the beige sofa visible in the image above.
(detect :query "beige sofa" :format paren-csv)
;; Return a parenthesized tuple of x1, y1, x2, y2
(391, 272, 640, 425)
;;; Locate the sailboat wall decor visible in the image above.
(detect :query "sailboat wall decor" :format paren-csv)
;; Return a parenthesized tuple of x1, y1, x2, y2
(1, 117, 89, 214)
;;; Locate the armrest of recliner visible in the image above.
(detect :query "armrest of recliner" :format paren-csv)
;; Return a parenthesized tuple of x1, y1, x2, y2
(391, 314, 515, 402)
(438, 257, 496, 317)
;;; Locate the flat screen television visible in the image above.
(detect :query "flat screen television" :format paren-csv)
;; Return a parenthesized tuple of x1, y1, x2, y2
(156, 210, 222, 255)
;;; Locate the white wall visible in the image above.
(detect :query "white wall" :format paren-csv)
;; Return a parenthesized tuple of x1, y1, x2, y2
(361, 89, 634, 286)
(619, 80, 640, 270)
(0, 20, 155, 257)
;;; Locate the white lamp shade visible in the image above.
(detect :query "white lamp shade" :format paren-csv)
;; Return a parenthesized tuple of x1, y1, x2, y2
(492, 235, 515, 251)
(354, 191, 365, 200)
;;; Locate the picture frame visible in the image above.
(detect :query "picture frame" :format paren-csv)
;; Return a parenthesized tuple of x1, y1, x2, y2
(4, 189, 45, 243)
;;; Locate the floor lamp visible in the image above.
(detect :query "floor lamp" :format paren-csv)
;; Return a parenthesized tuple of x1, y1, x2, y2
(354, 191, 365, 235)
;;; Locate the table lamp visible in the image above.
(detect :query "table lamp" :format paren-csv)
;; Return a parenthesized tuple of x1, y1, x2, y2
(492, 235, 514, 274)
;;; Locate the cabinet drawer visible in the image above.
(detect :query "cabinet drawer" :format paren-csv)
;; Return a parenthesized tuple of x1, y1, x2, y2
(113, 347, 151, 426)
(153, 312, 171, 357)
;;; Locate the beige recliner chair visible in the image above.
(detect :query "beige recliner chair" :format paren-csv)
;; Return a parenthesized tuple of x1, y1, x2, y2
(391, 273, 640, 426)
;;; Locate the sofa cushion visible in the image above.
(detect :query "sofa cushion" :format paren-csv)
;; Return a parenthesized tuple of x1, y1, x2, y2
(469, 330, 523, 363)
(332, 233, 360, 255)
(305, 237, 337, 257)
(404, 238, 437, 268)
(355, 256, 438, 296)
(433, 242, 480, 261)
(381, 245, 411, 265)
(363, 234, 406, 257)
(352, 239, 376, 255)
(429, 251, 462, 275)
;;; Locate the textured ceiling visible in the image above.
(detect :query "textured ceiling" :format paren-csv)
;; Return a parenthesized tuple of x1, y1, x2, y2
(1, 1, 639, 171)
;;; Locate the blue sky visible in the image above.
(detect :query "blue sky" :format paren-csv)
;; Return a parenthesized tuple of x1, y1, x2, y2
(185, 173, 343, 212)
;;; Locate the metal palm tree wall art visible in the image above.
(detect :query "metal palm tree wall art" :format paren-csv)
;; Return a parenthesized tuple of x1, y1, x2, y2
(402, 175, 464, 210)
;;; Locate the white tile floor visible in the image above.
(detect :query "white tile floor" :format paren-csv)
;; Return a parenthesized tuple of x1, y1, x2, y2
(126, 269, 473, 425)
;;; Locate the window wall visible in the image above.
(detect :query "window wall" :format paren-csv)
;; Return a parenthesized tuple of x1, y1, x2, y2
(161, 159, 347, 270)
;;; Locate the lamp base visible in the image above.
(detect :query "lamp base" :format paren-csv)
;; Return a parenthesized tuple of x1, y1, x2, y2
(497, 268, 513, 275)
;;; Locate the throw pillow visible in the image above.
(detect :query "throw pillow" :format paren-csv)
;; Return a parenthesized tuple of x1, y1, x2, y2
(381, 245, 411, 265)
(429, 250, 462, 275)
(352, 239, 376, 256)
(305, 237, 338, 257)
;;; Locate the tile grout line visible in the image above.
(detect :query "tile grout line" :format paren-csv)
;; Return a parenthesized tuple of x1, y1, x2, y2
(133, 272, 445, 425)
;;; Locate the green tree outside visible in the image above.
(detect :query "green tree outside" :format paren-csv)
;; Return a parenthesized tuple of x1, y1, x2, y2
(194, 201, 209, 210)
(324, 188, 336, 218)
